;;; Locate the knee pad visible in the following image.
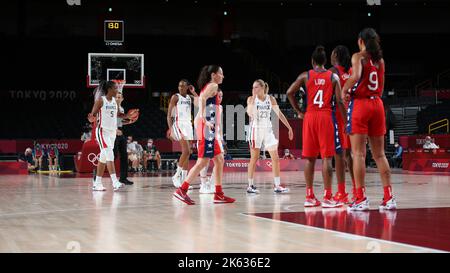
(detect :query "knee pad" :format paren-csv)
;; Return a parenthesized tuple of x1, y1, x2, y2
(105, 148, 114, 162)
(99, 149, 107, 164)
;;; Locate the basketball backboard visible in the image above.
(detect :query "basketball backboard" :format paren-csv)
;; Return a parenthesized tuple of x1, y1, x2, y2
(87, 53, 145, 88)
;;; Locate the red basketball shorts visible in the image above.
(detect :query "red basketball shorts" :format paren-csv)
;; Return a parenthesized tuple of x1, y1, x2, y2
(302, 111, 337, 158)
(346, 97, 386, 137)
(335, 109, 351, 149)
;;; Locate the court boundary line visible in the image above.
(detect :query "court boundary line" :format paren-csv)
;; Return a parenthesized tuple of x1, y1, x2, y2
(240, 211, 446, 253)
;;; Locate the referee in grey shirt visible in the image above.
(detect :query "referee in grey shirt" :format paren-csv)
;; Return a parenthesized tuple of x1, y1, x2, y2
(114, 92, 134, 185)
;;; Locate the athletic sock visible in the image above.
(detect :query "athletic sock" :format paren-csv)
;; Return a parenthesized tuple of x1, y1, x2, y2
(306, 187, 314, 198)
(215, 185, 223, 194)
(110, 174, 119, 184)
(324, 187, 333, 199)
(356, 187, 366, 201)
(383, 185, 393, 200)
(176, 166, 182, 175)
(248, 178, 254, 186)
(95, 176, 102, 184)
(181, 170, 188, 182)
(274, 177, 281, 187)
(180, 181, 190, 192)
(338, 182, 346, 194)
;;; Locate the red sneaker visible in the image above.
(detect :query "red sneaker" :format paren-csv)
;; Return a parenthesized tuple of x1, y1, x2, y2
(214, 192, 235, 204)
(304, 196, 321, 207)
(173, 188, 195, 205)
(333, 192, 349, 204)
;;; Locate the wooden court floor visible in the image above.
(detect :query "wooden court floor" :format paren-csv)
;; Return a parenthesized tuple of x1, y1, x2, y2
(0, 170, 449, 253)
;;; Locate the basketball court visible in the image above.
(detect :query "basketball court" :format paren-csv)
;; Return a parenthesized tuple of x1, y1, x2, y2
(2, 0, 450, 260)
(1, 170, 448, 253)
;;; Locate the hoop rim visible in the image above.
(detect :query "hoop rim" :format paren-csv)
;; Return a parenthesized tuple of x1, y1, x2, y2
(111, 79, 126, 85)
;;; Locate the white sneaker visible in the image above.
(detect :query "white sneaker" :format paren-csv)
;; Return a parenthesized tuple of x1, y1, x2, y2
(113, 182, 125, 191)
(322, 198, 343, 208)
(92, 183, 106, 191)
(274, 186, 289, 193)
(379, 196, 397, 210)
(172, 173, 181, 188)
(199, 181, 214, 194)
(246, 185, 260, 194)
(188, 185, 193, 190)
(347, 198, 370, 211)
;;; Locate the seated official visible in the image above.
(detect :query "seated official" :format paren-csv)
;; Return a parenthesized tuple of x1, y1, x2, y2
(423, 136, 440, 149)
(282, 149, 296, 160)
(143, 138, 161, 171)
(390, 142, 403, 168)
(127, 136, 140, 172)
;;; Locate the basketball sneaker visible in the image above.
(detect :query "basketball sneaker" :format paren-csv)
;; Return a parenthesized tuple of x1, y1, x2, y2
(246, 185, 260, 194)
(333, 192, 349, 204)
(214, 193, 235, 204)
(173, 188, 195, 205)
(274, 186, 289, 193)
(92, 183, 106, 191)
(199, 181, 214, 194)
(347, 198, 370, 211)
(379, 196, 397, 210)
(113, 182, 125, 191)
(304, 196, 321, 207)
(322, 197, 343, 208)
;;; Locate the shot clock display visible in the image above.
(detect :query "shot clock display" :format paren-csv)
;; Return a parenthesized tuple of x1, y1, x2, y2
(104, 20, 124, 45)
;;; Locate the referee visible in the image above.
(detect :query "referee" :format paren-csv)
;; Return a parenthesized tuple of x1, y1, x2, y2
(114, 91, 134, 185)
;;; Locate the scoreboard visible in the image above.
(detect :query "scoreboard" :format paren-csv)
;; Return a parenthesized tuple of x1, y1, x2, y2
(104, 20, 124, 45)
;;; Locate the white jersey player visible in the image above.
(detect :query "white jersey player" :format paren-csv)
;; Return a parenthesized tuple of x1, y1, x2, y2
(246, 79, 294, 194)
(88, 81, 130, 191)
(167, 79, 198, 188)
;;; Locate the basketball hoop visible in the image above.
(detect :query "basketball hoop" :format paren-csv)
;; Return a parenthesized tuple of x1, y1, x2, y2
(112, 79, 126, 93)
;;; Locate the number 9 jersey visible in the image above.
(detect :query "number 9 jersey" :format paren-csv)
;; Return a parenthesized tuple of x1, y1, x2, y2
(346, 57, 386, 136)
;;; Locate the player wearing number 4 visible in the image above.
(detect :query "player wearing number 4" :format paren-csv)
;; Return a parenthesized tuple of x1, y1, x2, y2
(246, 79, 293, 194)
(287, 46, 345, 208)
(343, 28, 396, 211)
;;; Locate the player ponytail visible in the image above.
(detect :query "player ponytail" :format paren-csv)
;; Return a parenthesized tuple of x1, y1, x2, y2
(312, 45, 327, 66)
(254, 79, 269, 95)
(333, 45, 351, 73)
(197, 65, 221, 90)
(359, 28, 383, 63)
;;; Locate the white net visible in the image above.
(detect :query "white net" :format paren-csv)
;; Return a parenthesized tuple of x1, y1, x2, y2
(112, 80, 126, 93)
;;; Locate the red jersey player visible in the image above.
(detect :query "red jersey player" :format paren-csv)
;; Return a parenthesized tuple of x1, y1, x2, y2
(287, 46, 345, 208)
(342, 28, 396, 211)
(329, 45, 356, 203)
(173, 65, 235, 205)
